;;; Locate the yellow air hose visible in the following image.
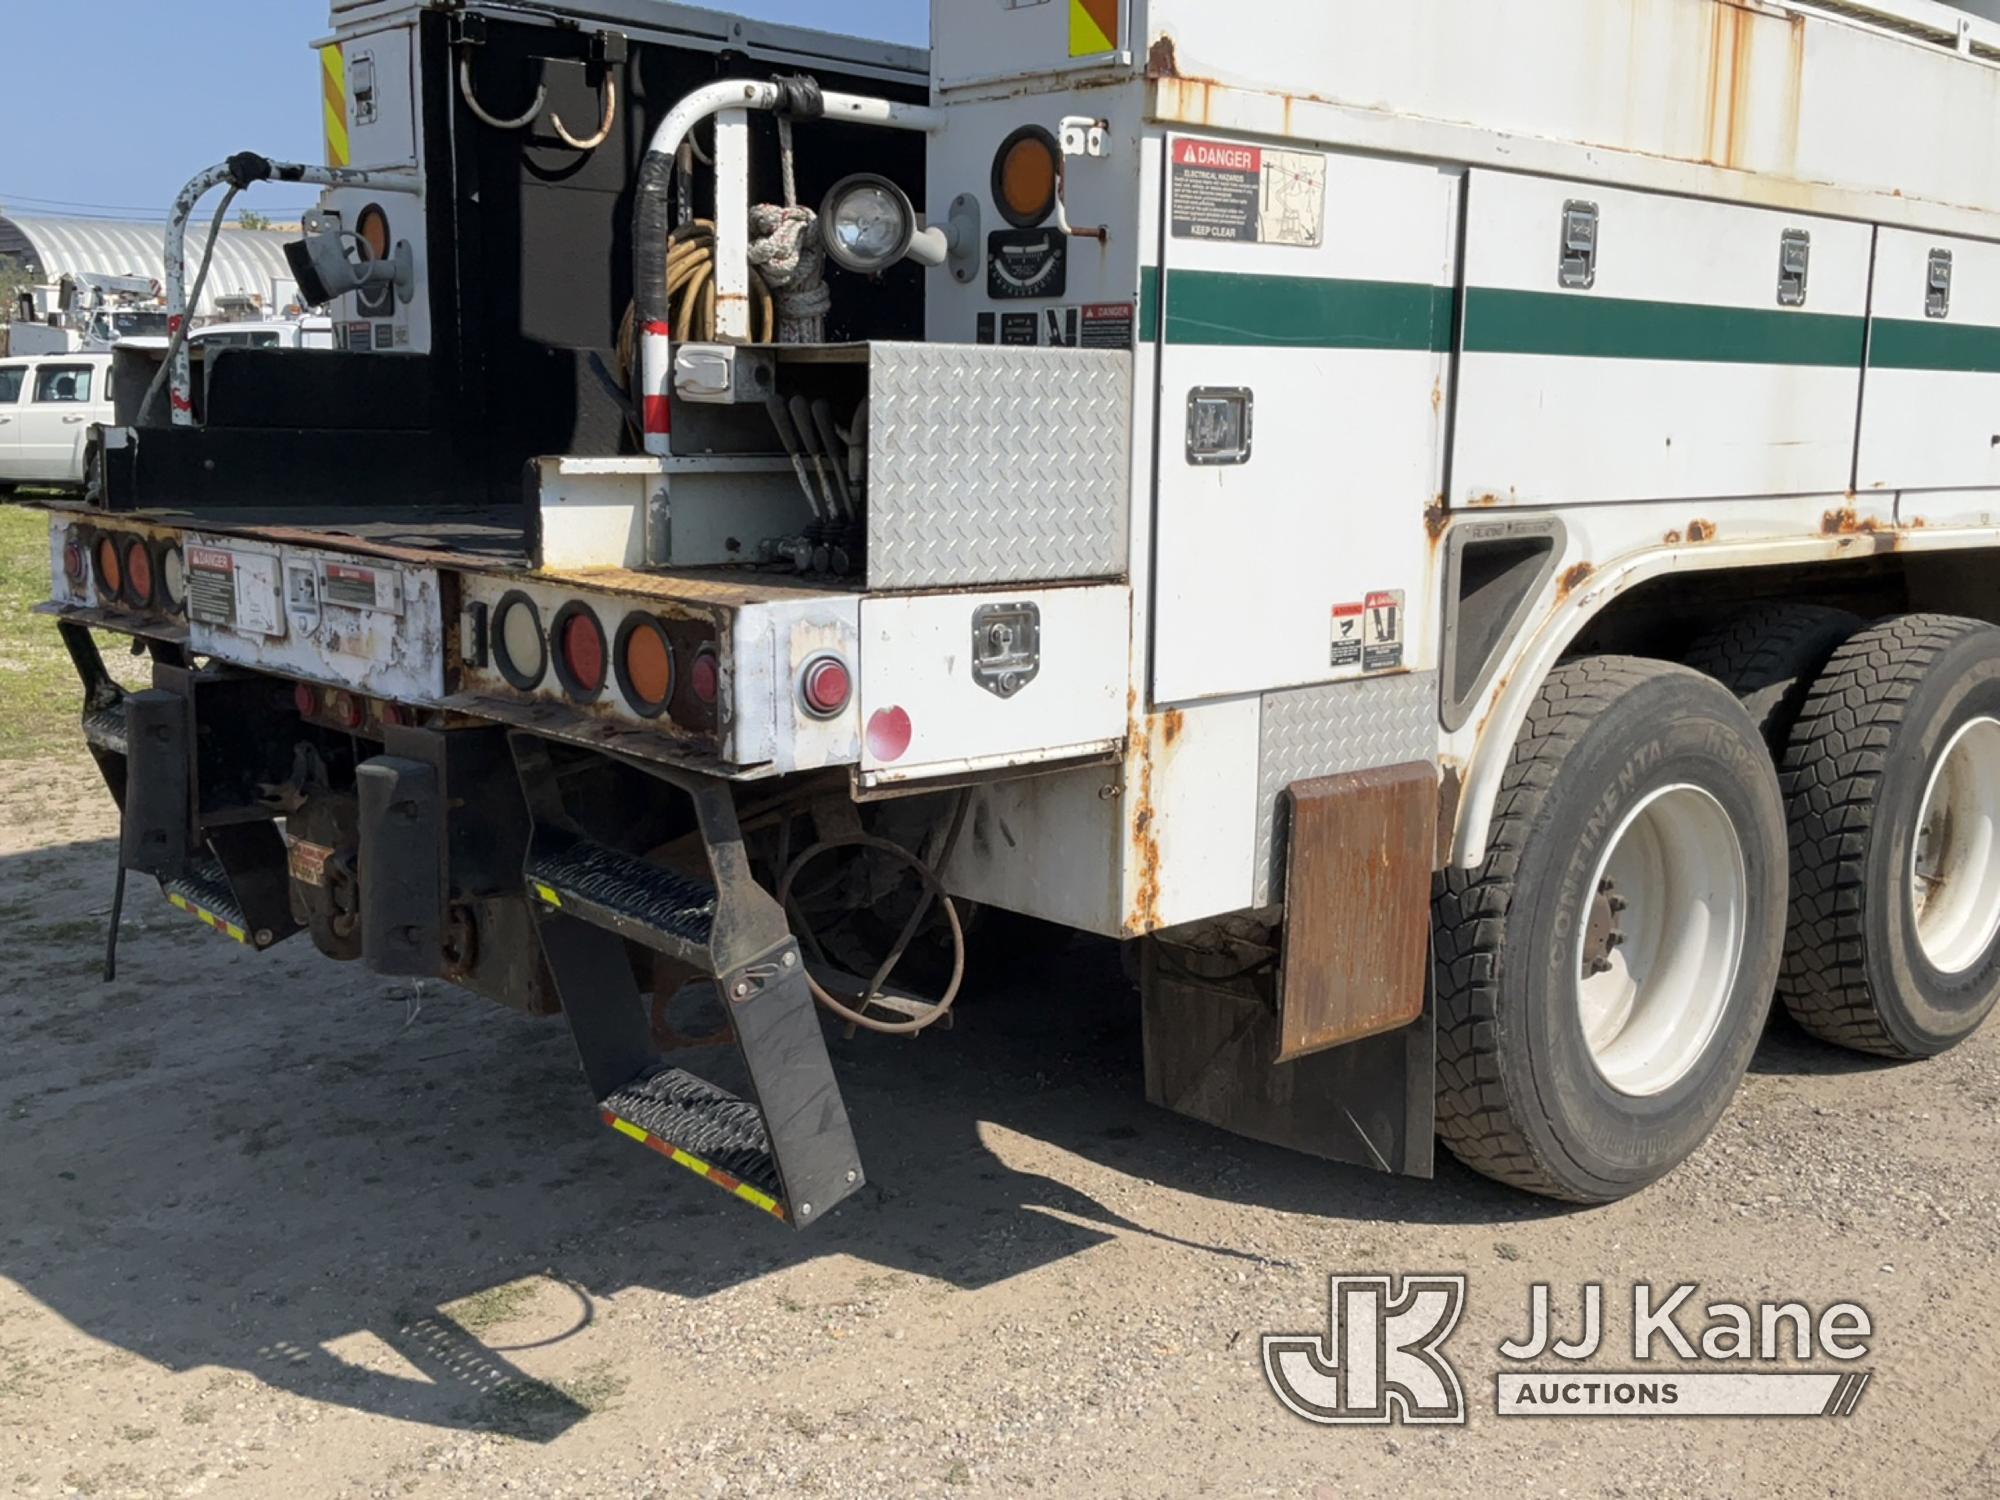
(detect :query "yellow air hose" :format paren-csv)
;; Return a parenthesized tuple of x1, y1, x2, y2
(619, 219, 776, 386)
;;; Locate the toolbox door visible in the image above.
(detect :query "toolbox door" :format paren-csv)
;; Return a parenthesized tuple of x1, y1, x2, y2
(1148, 141, 1458, 706)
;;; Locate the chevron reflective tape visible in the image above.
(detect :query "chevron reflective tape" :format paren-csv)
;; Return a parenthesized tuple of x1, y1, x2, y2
(166, 891, 249, 945)
(600, 1108, 786, 1220)
(322, 45, 351, 168)
(1070, 0, 1117, 56)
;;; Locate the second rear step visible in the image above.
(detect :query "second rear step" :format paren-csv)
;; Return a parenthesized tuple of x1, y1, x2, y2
(514, 738, 864, 1229)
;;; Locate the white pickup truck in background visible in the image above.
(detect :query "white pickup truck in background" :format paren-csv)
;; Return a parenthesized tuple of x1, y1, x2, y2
(0, 351, 111, 492)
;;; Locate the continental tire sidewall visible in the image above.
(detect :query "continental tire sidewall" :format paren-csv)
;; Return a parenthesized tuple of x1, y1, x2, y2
(1864, 639, 2000, 1053)
(1502, 684, 1786, 1197)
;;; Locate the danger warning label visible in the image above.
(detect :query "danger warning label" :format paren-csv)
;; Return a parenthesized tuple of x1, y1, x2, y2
(1170, 138, 1326, 247)
(1330, 602, 1364, 669)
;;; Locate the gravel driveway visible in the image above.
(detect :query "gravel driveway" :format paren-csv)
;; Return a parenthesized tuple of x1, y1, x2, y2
(2, 750, 1995, 1499)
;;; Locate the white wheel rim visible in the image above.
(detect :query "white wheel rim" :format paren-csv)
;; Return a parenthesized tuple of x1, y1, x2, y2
(1574, 784, 1749, 1097)
(1910, 717, 2000, 975)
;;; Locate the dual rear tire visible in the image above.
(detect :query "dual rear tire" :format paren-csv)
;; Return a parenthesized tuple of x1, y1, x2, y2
(1435, 611, 2000, 1202)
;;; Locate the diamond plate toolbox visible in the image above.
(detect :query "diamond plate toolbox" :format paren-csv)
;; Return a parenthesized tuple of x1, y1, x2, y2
(866, 343, 1131, 590)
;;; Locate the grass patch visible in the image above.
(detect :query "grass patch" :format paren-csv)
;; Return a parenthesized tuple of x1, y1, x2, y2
(438, 1277, 544, 1337)
(0, 501, 148, 761)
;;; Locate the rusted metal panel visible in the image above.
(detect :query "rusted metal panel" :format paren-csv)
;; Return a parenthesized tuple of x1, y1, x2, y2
(1276, 761, 1436, 1062)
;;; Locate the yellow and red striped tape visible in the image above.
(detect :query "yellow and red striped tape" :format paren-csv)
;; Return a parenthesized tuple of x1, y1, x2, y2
(601, 1109, 787, 1220)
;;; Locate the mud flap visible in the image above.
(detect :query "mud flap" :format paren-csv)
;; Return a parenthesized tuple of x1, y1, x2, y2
(1141, 942, 1435, 1178)
(1139, 763, 1439, 1178)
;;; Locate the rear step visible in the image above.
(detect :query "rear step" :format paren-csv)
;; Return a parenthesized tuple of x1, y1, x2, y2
(513, 737, 864, 1229)
(601, 1068, 787, 1219)
(161, 854, 253, 945)
(525, 834, 716, 962)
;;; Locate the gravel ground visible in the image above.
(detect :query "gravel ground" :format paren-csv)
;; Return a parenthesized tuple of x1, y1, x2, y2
(2, 747, 1997, 1499)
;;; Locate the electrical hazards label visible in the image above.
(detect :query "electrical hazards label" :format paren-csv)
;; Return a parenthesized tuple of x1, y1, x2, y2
(1170, 138, 1326, 247)
(186, 545, 283, 637)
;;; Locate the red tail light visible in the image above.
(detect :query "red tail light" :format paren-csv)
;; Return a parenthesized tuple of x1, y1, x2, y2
(124, 540, 155, 608)
(800, 654, 852, 718)
(553, 603, 607, 699)
(690, 647, 721, 705)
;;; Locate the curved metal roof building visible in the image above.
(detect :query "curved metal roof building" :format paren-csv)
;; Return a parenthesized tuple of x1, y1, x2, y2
(0, 213, 299, 316)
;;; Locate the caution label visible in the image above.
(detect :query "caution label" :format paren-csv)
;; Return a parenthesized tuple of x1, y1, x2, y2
(1330, 602, 1364, 669)
(1363, 590, 1406, 673)
(1171, 138, 1326, 247)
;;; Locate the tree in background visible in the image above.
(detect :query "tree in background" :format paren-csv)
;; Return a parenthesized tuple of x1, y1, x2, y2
(238, 210, 272, 231)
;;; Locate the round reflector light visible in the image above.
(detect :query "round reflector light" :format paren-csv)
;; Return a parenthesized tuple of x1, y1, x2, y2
(993, 126, 1060, 228)
(800, 654, 852, 719)
(95, 536, 123, 599)
(293, 682, 319, 718)
(124, 540, 155, 608)
(552, 602, 608, 700)
(866, 706, 913, 763)
(331, 690, 365, 729)
(62, 536, 86, 588)
(690, 647, 721, 705)
(492, 591, 547, 692)
(615, 614, 674, 717)
(160, 544, 186, 612)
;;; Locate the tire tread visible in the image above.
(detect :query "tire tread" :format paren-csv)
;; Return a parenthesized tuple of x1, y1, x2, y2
(1778, 612, 1993, 1058)
(1434, 656, 1689, 1201)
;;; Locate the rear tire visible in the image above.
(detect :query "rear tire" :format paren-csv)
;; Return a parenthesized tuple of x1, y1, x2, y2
(1433, 657, 1786, 1202)
(1779, 614, 2000, 1058)
(1684, 602, 1862, 752)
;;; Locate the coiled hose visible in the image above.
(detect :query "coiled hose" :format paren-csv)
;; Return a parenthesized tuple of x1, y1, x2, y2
(617, 219, 776, 382)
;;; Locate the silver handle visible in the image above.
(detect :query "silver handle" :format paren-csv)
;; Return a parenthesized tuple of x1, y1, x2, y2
(62, 414, 87, 424)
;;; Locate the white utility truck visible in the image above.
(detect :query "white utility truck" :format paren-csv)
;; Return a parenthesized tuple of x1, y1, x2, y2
(33, 0, 2000, 1223)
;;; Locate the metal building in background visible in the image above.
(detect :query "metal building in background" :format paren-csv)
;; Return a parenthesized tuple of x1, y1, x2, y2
(0, 212, 300, 317)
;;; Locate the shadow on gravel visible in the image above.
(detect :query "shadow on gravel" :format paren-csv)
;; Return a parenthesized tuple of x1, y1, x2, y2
(0, 838, 1869, 1442)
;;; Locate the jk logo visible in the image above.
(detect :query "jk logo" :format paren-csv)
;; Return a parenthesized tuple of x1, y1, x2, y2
(1263, 1275, 1468, 1426)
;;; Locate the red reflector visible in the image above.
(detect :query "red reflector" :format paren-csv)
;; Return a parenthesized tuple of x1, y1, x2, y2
(866, 706, 912, 763)
(331, 690, 365, 729)
(293, 682, 318, 718)
(558, 608, 607, 696)
(125, 541, 154, 607)
(381, 703, 410, 728)
(690, 648, 721, 705)
(62, 540, 85, 585)
(800, 655, 852, 718)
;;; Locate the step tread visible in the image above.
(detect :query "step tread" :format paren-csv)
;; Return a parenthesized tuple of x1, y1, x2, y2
(160, 855, 249, 941)
(527, 837, 717, 949)
(82, 702, 127, 754)
(600, 1067, 783, 1209)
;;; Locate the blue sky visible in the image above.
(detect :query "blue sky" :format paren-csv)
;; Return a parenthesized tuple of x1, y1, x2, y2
(0, 0, 926, 224)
